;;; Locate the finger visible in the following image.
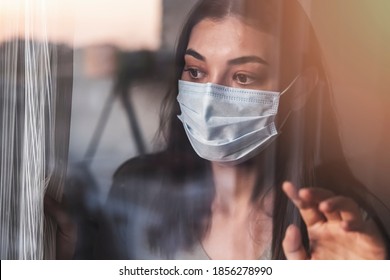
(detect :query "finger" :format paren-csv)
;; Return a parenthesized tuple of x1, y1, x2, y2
(283, 182, 325, 226)
(299, 187, 341, 221)
(282, 181, 302, 207)
(283, 224, 308, 260)
(319, 207, 342, 221)
(319, 196, 364, 231)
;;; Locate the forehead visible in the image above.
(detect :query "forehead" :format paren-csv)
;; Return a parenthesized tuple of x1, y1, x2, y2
(187, 17, 277, 63)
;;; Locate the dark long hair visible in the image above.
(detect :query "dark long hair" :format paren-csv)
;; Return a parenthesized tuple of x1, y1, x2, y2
(156, 0, 384, 259)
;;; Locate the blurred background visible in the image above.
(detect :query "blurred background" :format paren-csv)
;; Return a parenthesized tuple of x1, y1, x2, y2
(1, 0, 389, 256)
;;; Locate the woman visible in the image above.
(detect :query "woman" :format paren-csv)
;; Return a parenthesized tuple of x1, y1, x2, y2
(91, 0, 389, 260)
(51, 0, 388, 259)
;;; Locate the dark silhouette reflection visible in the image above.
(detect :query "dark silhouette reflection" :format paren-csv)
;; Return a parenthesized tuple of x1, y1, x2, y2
(66, 49, 176, 259)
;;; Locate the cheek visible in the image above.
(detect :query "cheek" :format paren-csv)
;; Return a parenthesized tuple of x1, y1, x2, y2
(180, 69, 187, 80)
(180, 71, 189, 81)
(268, 77, 280, 92)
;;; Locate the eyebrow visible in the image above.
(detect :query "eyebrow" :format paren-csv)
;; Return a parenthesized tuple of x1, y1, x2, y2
(185, 49, 205, 61)
(185, 48, 268, 66)
(228, 56, 268, 66)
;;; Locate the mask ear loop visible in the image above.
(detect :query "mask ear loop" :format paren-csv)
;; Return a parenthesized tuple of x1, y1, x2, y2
(278, 75, 301, 132)
(280, 74, 301, 96)
(277, 73, 319, 132)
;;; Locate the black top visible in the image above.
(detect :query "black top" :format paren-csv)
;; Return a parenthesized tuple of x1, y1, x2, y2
(91, 151, 390, 259)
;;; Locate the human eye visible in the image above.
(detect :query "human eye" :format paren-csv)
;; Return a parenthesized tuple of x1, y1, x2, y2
(183, 67, 206, 80)
(233, 73, 256, 85)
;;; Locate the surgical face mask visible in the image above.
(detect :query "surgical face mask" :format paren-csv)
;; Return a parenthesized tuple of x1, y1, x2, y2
(177, 78, 298, 165)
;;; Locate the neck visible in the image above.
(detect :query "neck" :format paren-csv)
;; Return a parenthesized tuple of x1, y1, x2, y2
(211, 160, 259, 216)
(203, 158, 274, 260)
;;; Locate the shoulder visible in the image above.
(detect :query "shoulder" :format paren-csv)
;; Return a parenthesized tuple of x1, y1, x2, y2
(113, 151, 172, 182)
(102, 151, 173, 229)
(96, 152, 173, 259)
(106, 152, 177, 209)
(113, 152, 169, 179)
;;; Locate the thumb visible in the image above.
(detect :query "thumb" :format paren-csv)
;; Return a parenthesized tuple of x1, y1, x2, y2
(282, 224, 308, 260)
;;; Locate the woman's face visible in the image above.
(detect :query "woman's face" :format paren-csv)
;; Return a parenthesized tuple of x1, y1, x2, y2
(181, 16, 279, 91)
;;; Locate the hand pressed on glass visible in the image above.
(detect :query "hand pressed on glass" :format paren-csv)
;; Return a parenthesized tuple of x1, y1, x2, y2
(282, 182, 387, 260)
